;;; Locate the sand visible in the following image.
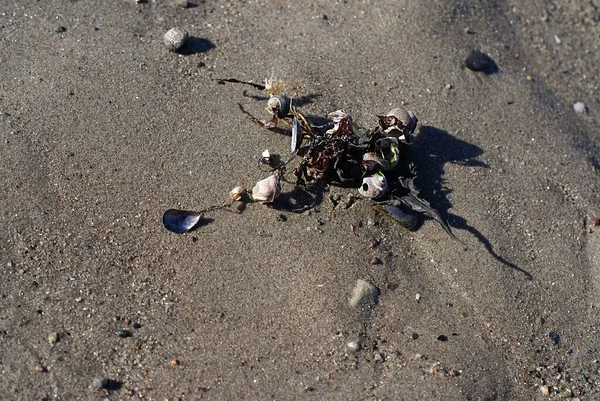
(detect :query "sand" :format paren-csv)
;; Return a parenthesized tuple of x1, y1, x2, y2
(1, 0, 599, 399)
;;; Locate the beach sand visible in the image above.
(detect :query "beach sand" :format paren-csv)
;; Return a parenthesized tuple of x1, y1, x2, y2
(1, 0, 599, 399)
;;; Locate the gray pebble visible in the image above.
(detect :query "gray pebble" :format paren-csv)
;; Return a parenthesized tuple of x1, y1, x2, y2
(115, 329, 133, 338)
(93, 377, 109, 389)
(349, 279, 380, 308)
(163, 27, 188, 52)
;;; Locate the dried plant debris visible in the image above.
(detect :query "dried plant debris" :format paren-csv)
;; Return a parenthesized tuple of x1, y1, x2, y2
(163, 78, 465, 248)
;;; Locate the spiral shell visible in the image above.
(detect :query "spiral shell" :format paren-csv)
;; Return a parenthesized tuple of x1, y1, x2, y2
(267, 95, 291, 119)
(358, 173, 388, 199)
(252, 174, 281, 203)
(377, 107, 417, 139)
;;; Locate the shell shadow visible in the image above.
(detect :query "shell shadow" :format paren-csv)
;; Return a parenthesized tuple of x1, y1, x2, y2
(178, 36, 215, 55)
(412, 125, 532, 279)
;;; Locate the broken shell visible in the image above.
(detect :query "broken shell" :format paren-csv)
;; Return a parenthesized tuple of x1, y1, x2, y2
(374, 205, 419, 229)
(162, 209, 202, 233)
(358, 173, 388, 199)
(362, 152, 390, 171)
(229, 186, 247, 202)
(291, 115, 301, 152)
(163, 27, 189, 52)
(267, 95, 291, 119)
(378, 107, 417, 139)
(260, 149, 271, 164)
(326, 110, 353, 136)
(252, 174, 281, 203)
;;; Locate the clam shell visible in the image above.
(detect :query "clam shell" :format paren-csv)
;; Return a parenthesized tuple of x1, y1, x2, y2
(252, 174, 281, 203)
(362, 152, 390, 171)
(358, 173, 388, 199)
(162, 209, 202, 233)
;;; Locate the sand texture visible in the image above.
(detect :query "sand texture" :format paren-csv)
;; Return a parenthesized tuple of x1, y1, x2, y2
(1, 1, 600, 400)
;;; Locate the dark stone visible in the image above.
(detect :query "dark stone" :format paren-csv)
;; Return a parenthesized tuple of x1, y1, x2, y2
(55, 26, 67, 34)
(548, 331, 560, 345)
(437, 335, 448, 341)
(115, 329, 133, 338)
(465, 51, 498, 74)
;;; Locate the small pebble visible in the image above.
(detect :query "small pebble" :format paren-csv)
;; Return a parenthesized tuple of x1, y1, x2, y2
(373, 352, 383, 362)
(163, 27, 189, 52)
(93, 377, 109, 390)
(540, 384, 550, 396)
(415, 293, 422, 301)
(349, 279, 380, 308)
(370, 257, 382, 265)
(573, 102, 586, 114)
(437, 335, 448, 341)
(411, 332, 419, 340)
(34, 364, 46, 373)
(346, 340, 360, 353)
(55, 26, 67, 34)
(548, 331, 560, 345)
(48, 332, 59, 344)
(173, 0, 189, 7)
(465, 51, 496, 73)
(115, 329, 133, 338)
(132, 322, 142, 329)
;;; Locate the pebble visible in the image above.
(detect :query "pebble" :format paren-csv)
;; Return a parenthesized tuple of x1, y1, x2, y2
(93, 377, 109, 389)
(349, 279, 380, 308)
(373, 352, 384, 362)
(437, 335, 448, 342)
(346, 340, 360, 353)
(48, 332, 59, 344)
(540, 384, 550, 396)
(573, 102, 586, 114)
(548, 331, 560, 345)
(115, 329, 133, 338)
(163, 27, 189, 52)
(415, 293, 422, 301)
(465, 51, 496, 73)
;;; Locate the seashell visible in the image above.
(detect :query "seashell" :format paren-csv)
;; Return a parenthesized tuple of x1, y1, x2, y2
(378, 107, 417, 139)
(326, 110, 353, 136)
(374, 136, 399, 151)
(260, 149, 271, 164)
(162, 209, 202, 233)
(267, 95, 291, 119)
(252, 174, 281, 203)
(229, 186, 247, 202)
(362, 152, 390, 171)
(358, 173, 388, 199)
(163, 27, 189, 52)
(291, 116, 301, 152)
(374, 205, 419, 229)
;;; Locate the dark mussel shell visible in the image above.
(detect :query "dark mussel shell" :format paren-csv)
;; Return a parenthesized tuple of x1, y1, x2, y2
(374, 205, 419, 230)
(162, 209, 203, 233)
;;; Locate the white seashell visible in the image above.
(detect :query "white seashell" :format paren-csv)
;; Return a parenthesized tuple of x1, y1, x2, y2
(229, 186, 246, 202)
(358, 173, 388, 199)
(260, 149, 271, 164)
(252, 175, 281, 203)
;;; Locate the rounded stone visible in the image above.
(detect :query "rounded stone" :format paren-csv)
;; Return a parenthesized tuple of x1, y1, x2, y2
(163, 27, 188, 52)
(465, 51, 495, 72)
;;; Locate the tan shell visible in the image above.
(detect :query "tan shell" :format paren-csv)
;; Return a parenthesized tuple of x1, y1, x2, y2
(229, 186, 247, 202)
(252, 175, 281, 203)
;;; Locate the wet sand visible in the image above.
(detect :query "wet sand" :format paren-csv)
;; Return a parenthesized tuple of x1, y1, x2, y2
(1, 1, 599, 399)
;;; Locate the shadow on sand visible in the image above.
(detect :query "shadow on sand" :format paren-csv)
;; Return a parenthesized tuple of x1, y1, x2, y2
(412, 125, 532, 279)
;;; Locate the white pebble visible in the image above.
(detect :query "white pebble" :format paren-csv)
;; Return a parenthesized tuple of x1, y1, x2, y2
(554, 35, 561, 44)
(415, 293, 422, 301)
(573, 102, 586, 113)
(163, 27, 188, 52)
(349, 279, 379, 308)
(346, 340, 360, 353)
